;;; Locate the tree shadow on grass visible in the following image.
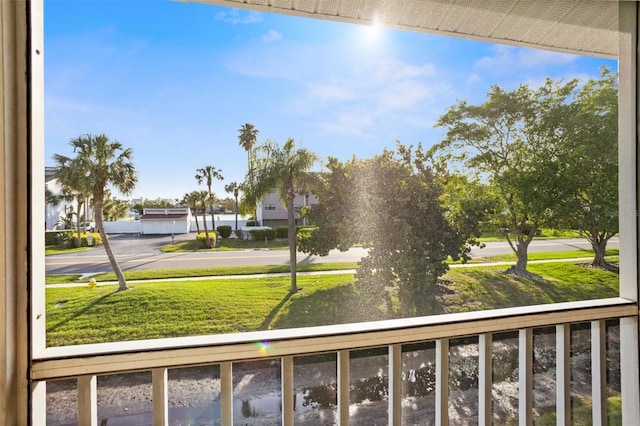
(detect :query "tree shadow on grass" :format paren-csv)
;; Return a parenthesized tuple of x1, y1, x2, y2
(439, 271, 562, 312)
(271, 284, 389, 330)
(260, 292, 293, 329)
(47, 293, 113, 333)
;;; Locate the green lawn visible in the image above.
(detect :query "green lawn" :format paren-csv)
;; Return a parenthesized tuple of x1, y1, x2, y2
(46, 262, 619, 347)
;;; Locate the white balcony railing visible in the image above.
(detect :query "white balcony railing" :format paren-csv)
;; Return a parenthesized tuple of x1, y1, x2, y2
(34, 298, 638, 425)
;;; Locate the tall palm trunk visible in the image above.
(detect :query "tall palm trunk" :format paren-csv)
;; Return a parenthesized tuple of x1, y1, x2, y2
(201, 202, 212, 248)
(193, 206, 201, 233)
(95, 196, 128, 291)
(75, 199, 83, 248)
(286, 189, 298, 293)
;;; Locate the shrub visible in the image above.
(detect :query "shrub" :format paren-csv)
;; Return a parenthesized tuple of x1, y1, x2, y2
(69, 232, 102, 248)
(217, 225, 232, 238)
(246, 220, 256, 227)
(249, 228, 276, 241)
(45, 230, 71, 246)
(274, 226, 288, 239)
(196, 231, 217, 249)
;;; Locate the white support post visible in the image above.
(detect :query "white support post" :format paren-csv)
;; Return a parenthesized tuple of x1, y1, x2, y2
(478, 333, 492, 426)
(620, 317, 640, 424)
(282, 356, 294, 426)
(435, 338, 449, 426)
(31, 381, 47, 426)
(388, 344, 402, 426)
(519, 329, 533, 426)
(152, 368, 168, 426)
(77, 375, 97, 426)
(220, 362, 233, 426)
(338, 350, 350, 425)
(556, 324, 571, 426)
(591, 321, 607, 426)
(618, 2, 640, 423)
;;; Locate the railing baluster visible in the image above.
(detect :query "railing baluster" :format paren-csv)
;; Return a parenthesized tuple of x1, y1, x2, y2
(478, 333, 492, 426)
(220, 362, 233, 426)
(338, 350, 350, 425)
(282, 356, 294, 426)
(556, 324, 571, 426)
(152, 368, 168, 426)
(519, 329, 533, 426)
(77, 375, 97, 426)
(435, 338, 449, 426)
(591, 320, 607, 425)
(388, 344, 402, 426)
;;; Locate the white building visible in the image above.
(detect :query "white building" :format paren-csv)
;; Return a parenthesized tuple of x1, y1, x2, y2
(257, 190, 319, 227)
(139, 208, 191, 234)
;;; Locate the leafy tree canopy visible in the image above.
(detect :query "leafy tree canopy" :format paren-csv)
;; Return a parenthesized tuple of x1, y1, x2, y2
(300, 143, 472, 316)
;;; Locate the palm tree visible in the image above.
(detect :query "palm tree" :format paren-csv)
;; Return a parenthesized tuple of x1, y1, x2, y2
(238, 123, 259, 222)
(251, 138, 320, 293)
(53, 134, 137, 292)
(183, 191, 201, 234)
(224, 181, 240, 234)
(238, 123, 259, 171)
(195, 165, 223, 231)
(194, 190, 213, 248)
(52, 163, 92, 248)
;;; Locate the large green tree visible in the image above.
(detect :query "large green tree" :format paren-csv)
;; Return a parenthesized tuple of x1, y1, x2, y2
(195, 165, 223, 234)
(53, 134, 137, 291)
(562, 68, 618, 270)
(431, 79, 579, 278)
(300, 143, 471, 316)
(251, 138, 320, 293)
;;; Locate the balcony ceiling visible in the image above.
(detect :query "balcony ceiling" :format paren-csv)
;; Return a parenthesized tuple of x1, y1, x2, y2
(188, 0, 619, 58)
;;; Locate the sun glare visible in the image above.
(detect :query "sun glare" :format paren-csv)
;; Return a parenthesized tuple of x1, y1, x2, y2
(361, 15, 383, 44)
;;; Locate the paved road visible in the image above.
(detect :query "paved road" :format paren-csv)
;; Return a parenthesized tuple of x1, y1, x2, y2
(45, 234, 619, 275)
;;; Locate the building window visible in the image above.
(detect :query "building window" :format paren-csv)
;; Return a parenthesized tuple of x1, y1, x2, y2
(264, 204, 276, 211)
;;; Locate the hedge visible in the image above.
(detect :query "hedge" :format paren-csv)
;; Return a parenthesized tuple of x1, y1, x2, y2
(249, 228, 277, 241)
(216, 225, 232, 238)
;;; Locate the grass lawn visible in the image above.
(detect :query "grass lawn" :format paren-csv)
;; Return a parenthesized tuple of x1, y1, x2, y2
(46, 262, 619, 347)
(464, 248, 619, 264)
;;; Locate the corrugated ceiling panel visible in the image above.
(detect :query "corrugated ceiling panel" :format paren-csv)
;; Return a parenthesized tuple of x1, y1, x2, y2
(337, 0, 360, 18)
(190, 0, 619, 57)
(271, 0, 293, 8)
(316, 0, 339, 15)
(293, 0, 317, 13)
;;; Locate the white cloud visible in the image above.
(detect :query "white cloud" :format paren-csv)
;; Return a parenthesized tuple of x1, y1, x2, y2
(474, 45, 578, 73)
(466, 73, 481, 85)
(262, 29, 282, 43)
(214, 8, 262, 25)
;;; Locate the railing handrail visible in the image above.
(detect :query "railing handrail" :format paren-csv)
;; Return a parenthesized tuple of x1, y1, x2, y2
(32, 297, 636, 381)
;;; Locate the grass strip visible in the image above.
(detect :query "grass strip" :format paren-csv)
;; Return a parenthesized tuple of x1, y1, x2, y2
(46, 262, 359, 284)
(46, 262, 618, 347)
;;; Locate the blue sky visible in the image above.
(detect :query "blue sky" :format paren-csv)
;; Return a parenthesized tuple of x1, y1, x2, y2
(44, 1, 617, 201)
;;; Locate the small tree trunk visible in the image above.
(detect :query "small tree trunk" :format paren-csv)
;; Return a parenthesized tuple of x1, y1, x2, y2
(95, 199, 128, 291)
(505, 237, 539, 280)
(287, 194, 297, 293)
(589, 236, 618, 272)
